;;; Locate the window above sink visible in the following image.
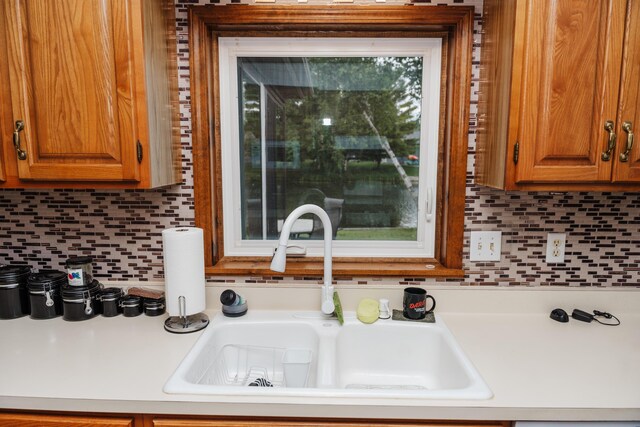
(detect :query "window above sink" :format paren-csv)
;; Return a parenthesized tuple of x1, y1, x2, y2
(189, 6, 474, 277)
(219, 37, 442, 259)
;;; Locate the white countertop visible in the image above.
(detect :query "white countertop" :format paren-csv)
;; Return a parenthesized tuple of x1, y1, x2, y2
(1, 285, 639, 422)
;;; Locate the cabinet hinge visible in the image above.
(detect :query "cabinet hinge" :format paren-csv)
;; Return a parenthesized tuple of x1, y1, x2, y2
(513, 141, 519, 165)
(136, 140, 143, 163)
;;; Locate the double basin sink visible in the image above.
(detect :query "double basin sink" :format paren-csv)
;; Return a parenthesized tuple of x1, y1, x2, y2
(164, 311, 492, 400)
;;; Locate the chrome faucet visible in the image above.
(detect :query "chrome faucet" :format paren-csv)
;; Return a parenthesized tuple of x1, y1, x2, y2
(270, 204, 335, 315)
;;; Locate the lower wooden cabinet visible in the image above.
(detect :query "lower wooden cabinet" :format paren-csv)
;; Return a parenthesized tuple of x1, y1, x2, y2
(0, 412, 511, 427)
(146, 418, 511, 427)
(0, 412, 137, 427)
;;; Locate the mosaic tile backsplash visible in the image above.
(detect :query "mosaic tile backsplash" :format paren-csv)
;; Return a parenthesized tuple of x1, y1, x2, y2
(0, 0, 638, 288)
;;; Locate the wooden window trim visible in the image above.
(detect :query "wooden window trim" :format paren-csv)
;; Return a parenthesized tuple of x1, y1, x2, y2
(189, 5, 474, 278)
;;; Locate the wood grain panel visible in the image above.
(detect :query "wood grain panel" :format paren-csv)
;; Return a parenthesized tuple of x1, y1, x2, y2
(207, 257, 464, 278)
(537, 0, 600, 160)
(612, 0, 640, 182)
(192, 5, 474, 28)
(476, 0, 517, 189)
(0, 412, 134, 427)
(3, 0, 140, 181)
(515, 0, 625, 183)
(190, 9, 217, 267)
(28, 0, 117, 158)
(440, 6, 474, 270)
(111, 0, 140, 181)
(141, 0, 182, 187)
(0, 4, 11, 182)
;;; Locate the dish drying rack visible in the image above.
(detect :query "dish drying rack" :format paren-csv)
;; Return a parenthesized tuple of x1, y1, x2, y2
(199, 344, 312, 388)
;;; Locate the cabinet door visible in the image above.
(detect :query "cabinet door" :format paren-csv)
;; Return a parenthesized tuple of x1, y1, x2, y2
(150, 420, 509, 427)
(3, 0, 141, 181)
(612, 0, 640, 182)
(0, 412, 134, 427)
(514, 0, 626, 183)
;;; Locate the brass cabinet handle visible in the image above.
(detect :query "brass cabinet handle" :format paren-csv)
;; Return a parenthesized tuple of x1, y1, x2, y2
(619, 121, 634, 162)
(601, 120, 616, 161)
(12, 120, 27, 160)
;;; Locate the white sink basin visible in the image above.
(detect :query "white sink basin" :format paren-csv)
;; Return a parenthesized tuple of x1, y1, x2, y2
(334, 322, 488, 398)
(164, 311, 492, 400)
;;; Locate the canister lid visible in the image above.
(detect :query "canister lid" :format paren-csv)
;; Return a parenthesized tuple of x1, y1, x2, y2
(61, 279, 102, 299)
(27, 270, 67, 291)
(100, 287, 124, 300)
(121, 295, 141, 307)
(65, 256, 93, 267)
(143, 297, 165, 308)
(0, 265, 31, 287)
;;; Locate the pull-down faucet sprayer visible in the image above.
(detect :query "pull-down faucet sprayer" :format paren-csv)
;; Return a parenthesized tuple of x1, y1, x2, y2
(270, 204, 335, 315)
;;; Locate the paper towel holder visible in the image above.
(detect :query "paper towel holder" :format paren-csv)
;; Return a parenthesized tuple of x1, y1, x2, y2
(164, 295, 209, 334)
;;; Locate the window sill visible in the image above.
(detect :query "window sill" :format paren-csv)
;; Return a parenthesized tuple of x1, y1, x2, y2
(206, 257, 464, 278)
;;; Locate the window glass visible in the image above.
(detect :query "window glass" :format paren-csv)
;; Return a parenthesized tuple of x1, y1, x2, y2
(220, 38, 441, 258)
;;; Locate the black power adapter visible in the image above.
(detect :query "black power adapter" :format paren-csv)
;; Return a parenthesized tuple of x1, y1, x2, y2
(571, 308, 620, 326)
(571, 309, 594, 322)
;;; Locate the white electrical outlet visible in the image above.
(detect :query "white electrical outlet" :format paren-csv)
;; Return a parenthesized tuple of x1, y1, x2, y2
(545, 232, 566, 263)
(469, 231, 502, 261)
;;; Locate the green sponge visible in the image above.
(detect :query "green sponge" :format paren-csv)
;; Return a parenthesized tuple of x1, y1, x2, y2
(333, 291, 344, 325)
(357, 298, 379, 324)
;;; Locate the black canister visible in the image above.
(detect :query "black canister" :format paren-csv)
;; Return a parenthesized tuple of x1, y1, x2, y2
(143, 297, 165, 317)
(61, 280, 103, 321)
(121, 295, 142, 317)
(27, 270, 65, 319)
(0, 265, 31, 319)
(100, 287, 124, 317)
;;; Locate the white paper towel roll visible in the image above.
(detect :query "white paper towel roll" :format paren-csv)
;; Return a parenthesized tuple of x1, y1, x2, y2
(162, 227, 206, 316)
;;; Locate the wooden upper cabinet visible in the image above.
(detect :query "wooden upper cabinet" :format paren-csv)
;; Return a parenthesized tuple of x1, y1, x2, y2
(477, 0, 640, 191)
(516, 0, 625, 183)
(612, 0, 640, 182)
(4, 0, 139, 181)
(0, 0, 181, 187)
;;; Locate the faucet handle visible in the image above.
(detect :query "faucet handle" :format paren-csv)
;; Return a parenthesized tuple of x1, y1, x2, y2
(272, 244, 307, 257)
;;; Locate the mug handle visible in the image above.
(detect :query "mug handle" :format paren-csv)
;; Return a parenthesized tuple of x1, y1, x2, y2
(425, 295, 436, 314)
